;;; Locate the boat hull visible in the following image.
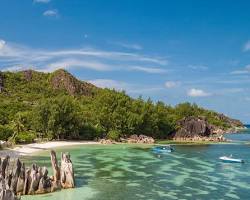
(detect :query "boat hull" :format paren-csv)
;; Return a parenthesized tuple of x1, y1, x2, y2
(152, 146, 173, 153)
(219, 157, 244, 163)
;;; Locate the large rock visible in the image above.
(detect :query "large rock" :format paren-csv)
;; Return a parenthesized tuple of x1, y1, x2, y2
(36, 167, 51, 194)
(0, 151, 75, 199)
(50, 69, 96, 96)
(174, 116, 213, 138)
(50, 150, 61, 192)
(23, 70, 33, 81)
(216, 114, 244, 129)
(60, 153, 74, 189)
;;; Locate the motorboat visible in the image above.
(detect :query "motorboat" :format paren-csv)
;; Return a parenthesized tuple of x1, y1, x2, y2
(219, 156, 244, 163)
(152, 145, 174, 153)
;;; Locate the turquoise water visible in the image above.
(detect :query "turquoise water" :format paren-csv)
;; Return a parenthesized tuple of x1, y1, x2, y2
(22, 133, 250, 200)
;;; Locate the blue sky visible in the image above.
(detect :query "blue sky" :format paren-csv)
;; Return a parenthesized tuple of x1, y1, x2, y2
(0, 0, 250, 123)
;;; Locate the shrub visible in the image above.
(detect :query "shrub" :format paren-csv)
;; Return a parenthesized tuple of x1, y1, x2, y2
(79, 124, 103, 140)
(0, 125, 13, 141)
(15, 131, 36, 144)
(107, 130, 121, 141)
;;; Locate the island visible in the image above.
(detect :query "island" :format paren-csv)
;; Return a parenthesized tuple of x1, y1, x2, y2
(0, 69, 244, 147)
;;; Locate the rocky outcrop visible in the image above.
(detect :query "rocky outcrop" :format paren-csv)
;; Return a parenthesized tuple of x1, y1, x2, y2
(174, 117, 213, 138)
(122, 134, 155, 144)
(99, 139, 116, 144)
(22, 70, 33, 82)
(0, 151, 75, 199)
(173, 116, 229, 142)
(0, 72, 4, 93)
(60, 153, 74, 189)
(50, 69, 96, 96)
(216, 114, 244, 130)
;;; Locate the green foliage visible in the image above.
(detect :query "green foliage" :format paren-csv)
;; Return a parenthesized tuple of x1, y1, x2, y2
(107, 130, 121, 141)
(0, 125, 13, 141)
(15, 131, 36, 144)
(0, 70, 242, 143)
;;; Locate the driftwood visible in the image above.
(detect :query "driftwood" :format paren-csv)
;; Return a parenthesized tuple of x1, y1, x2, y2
(0, 150, 75, 200)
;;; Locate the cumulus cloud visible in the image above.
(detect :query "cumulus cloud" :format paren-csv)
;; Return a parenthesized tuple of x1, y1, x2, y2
(33, 0, 50, 3)
(165, 81, 180, 88)
(187, 88, 211, 97)
(43, 9, 59, 17)
(243, 40, 250, 52)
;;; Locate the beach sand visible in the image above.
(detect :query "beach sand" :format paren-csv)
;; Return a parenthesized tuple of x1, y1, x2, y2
(0, 141, 100, 158)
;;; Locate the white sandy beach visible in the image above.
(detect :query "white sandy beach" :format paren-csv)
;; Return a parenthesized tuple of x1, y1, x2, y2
(0, 141, 100, 158)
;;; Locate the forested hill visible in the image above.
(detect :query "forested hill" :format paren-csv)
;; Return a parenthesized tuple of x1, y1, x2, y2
(0, 69, 244, 143)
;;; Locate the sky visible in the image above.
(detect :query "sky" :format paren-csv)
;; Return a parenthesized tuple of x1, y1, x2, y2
(0, 0, 250, 123)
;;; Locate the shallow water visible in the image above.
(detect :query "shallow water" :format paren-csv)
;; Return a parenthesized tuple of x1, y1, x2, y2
(22, 132, 250, 200)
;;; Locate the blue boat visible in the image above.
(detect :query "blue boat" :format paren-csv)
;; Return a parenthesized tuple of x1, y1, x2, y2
(152, 145, 174, 153)
(219, 156, 244, 163)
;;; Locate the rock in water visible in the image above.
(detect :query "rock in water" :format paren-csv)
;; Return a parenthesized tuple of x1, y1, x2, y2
(60, 152, 75, 189)
(0, 151, 75, 199)
(28, 164, 40, 194)
(1, 156, 10, 179)
(36, 167, 51, 194)
(10, 159, 22, 193)
(50, 150, 61, 191)
(16, 163, 25, 195)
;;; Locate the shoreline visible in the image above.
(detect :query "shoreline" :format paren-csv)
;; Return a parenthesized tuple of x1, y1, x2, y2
(0, 136, 243, 158)
(0, 141, 100, 158)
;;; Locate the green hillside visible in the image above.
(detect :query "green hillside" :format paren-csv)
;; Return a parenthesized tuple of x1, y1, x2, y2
(0, 69, 244, 143)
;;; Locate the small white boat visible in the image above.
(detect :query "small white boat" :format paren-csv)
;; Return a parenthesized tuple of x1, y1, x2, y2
(219, 156, 244, 163)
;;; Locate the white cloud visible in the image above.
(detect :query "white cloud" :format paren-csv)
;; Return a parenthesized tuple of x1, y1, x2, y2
(131, 66, 167, 74)
(43, 9, 59, 17)
(165, 81, 180, 88)
(0, 40, 6, 50)
(34, 0, 50, 3)
(231, 64, 250, 74)
(2, 65, 26, 72)
(41, 59, 112, 72)
(187, 88, 211, 97)
(243, 40, 250, 52)
(0, 40, 167, 73)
